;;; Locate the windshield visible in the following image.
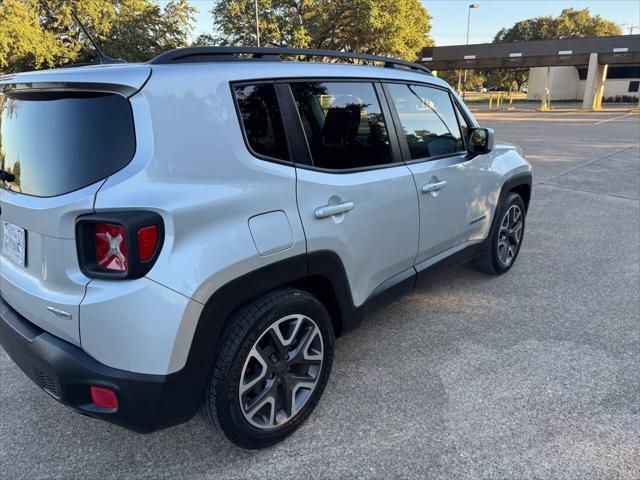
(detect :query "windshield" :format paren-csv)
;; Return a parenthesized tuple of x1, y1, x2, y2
(0, 90, 135, 197)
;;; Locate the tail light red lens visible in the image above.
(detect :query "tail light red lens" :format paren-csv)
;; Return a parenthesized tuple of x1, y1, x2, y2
(95, 223, 128, 272)
(137, 226, 159, 262)
(90, 386, 119, 410)
(77, 211, 164, 279)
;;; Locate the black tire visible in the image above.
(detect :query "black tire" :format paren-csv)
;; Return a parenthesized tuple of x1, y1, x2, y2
(472, 192, 526, 275)
(204, 288, 335, 449)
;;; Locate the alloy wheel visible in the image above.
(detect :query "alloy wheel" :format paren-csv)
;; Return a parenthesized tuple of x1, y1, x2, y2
(497, 204, 523, 267)
(238, 314, 324, 429)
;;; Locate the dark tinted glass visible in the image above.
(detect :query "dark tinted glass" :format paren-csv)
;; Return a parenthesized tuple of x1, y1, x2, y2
(0, 91, 135, 197)
(234, 84, 289, 161)
(454, 102, 470, 146)
(291, 82, 393, 170)
(387, 84, 464, 160)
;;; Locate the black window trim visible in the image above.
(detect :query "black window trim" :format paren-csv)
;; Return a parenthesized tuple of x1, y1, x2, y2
(381, 80, 471, 166)
(230, 80, 294, 167)
(452, 97, 471, 150)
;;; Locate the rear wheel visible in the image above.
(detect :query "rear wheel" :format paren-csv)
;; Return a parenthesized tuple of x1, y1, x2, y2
(204, 288, 334, 449)
(472, 192, 526, 274)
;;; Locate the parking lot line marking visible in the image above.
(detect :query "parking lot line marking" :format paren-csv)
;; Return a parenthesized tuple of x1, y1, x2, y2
(539, 182, 639, 201)
(539, 144, 640, 185)
(593, 112, 636, 126)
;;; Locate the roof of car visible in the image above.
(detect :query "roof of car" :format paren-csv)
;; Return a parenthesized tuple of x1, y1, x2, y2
(148, 47, 431, 75)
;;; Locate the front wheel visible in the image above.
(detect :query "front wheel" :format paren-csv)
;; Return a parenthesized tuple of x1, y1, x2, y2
(472, 192, 526, 275)
(204, 288, 335, 449)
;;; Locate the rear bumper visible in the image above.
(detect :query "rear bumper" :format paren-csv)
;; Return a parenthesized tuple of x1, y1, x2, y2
(0, 295, 202, 433)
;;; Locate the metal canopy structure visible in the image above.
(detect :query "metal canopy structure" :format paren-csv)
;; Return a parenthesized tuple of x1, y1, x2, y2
(420, 35, 640, 71)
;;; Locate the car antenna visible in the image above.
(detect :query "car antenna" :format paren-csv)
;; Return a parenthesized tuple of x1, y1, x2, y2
(40, 1, 124, 65)
(69, 9, 125, 64)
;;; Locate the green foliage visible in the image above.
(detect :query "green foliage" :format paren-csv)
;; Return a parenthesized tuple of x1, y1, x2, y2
(0, 0, 196, 73)
(436, 69, 485, 91)
(208, 0, 433, 61)
(0, 0, 61, 72)
(489, 8, 622, 91)
(494, 7, 622, 43)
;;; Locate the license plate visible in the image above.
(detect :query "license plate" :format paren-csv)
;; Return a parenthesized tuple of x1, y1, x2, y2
(2, 221, 26, 268)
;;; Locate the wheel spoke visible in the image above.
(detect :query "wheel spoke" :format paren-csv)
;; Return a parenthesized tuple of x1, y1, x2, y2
(303, 327, 322, 361)
(246, 389, 276, 427)
(239, 347, 268, 395)
(512, 222, 522, 242)
(513, 207, 522, 224)
(271, 315, 304, 348)
(498, 240, 508, 263)
(287, 325, 312, 361)
(267, 328, 288, 356)
(281, 376, 295, 420)
(291, 382, 316, 418)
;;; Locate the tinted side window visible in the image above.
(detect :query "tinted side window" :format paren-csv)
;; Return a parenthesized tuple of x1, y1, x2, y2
(387, 83, 464, 160)
(234, 84, 289, 161)
(291, 82, 393, 170)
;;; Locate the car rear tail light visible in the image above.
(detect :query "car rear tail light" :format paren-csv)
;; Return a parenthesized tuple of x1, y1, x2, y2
(76, 211, 164, 279)
(90, 386, 119, 410)
(95, 223, 128, 272)
(137, 226, 159, 262)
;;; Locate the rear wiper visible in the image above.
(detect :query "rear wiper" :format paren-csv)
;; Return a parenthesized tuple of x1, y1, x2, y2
(0, 169, 15, 182)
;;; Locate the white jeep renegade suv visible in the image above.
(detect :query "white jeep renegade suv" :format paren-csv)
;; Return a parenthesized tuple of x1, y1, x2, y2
(0, 48, 531, 449)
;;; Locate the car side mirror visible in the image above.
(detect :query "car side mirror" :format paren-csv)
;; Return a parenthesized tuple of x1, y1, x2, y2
(467, 127, 495, 155)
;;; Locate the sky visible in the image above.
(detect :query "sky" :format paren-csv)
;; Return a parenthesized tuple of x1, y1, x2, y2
(173, 0, 640, 46)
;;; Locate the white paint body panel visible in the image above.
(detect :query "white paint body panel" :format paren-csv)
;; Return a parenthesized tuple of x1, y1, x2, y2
(0, 185, 100, 345)
(296, 165, 419, 307)
(80, 278, 203, 374)
(248, 211, 295, 256)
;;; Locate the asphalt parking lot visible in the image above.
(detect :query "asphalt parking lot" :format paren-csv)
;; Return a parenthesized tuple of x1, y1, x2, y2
(1, 109, 639, 479)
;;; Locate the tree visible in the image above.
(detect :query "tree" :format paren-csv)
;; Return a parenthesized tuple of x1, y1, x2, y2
(436, 69, 485, 91)
(494, 7, 622, 43)
(208, 0, 433, 61)
(489, 8, 622, 91)
(0, 0, 196, 73)
(0, 0, 62, 72)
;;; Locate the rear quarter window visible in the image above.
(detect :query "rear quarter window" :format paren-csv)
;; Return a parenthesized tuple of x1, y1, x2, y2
(0, 91, 135, 197)
(233, 83, 289, 162)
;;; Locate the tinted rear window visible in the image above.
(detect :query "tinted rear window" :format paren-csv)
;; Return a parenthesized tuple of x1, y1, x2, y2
(0, 91, 135, 197)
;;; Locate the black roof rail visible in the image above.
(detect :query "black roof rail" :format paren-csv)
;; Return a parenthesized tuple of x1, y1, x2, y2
(148, 47, 432, 75)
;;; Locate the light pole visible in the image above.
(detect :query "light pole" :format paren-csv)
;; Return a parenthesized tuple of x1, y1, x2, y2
(458, 3, 479, 96)
(254, 0, 260, 47)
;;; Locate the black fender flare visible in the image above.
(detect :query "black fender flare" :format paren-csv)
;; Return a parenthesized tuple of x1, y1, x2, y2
(168, 251, 358, 424)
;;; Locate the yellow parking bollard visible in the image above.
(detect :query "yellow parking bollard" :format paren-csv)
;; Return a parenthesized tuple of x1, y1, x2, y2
(489, 93, 493, 110)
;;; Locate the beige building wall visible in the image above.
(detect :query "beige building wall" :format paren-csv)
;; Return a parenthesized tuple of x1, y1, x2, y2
(529, 66, 640, 101)
(578, 79, 640, 100)
(608, 79, 640, 99)
(527, 66, 580, 100)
